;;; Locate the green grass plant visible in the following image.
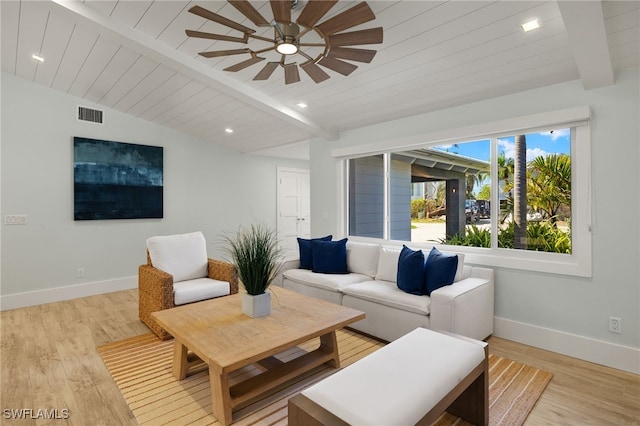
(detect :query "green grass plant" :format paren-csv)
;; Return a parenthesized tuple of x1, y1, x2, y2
(223, 224, 283, 295)
(441, 221, 571, 253)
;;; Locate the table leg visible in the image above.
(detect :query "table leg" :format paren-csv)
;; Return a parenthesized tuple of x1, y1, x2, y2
(319, 331, 340, 369)
(172, 340, 189, 380)
(210, 365, 233, 426)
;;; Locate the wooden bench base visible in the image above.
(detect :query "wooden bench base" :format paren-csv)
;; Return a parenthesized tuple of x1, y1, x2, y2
(288, 329, 489, 426)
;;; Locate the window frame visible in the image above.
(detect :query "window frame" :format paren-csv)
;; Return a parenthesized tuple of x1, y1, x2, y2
(335, 106, 592, 277)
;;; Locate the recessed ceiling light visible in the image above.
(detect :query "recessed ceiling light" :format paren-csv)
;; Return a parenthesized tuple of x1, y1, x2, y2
(296, 102, 308, 109)
(32, 54, 44, 62)
(225, 128, 234, 134)
(521, 19, 540, 33)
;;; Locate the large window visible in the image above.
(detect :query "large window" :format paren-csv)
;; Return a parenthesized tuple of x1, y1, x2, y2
(341, 107, 590, 276)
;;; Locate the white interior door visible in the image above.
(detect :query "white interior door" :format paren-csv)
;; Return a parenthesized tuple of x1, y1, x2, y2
(277, 167, 311, 258)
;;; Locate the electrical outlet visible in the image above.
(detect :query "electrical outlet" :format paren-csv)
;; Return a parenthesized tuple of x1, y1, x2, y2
(77, 268, 85, 278)
(609, 317, 621, 334)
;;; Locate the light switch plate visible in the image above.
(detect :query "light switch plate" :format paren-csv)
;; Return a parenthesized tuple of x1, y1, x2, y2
(4, 215, 28, 225)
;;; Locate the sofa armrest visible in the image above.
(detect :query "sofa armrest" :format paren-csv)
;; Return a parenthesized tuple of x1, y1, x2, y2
(272, 258, 301, 287)
(429, 267, 494, 341)
(138, 264, 175, 340)
(208, 258, 239, 294)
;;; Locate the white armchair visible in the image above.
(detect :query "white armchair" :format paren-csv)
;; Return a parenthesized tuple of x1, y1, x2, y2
(138, 231, 238, 340)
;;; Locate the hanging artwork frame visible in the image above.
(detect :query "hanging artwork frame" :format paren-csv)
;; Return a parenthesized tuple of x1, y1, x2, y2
(73, 137, 163, 220)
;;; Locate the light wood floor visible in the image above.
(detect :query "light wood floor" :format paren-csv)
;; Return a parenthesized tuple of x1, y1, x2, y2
(1, 289, 638, 425)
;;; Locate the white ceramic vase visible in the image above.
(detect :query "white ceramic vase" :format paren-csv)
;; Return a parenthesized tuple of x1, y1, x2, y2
(242, 292, 271, 318)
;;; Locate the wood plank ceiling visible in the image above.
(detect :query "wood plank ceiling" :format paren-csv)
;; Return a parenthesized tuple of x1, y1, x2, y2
(2, 1, 638, 159)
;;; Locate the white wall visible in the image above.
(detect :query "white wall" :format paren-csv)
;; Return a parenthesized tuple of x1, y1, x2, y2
(310, 66, 640, 372)
(0, 72, 307, 306)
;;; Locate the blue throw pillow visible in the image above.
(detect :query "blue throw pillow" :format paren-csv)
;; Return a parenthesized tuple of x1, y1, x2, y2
(397, 245, 426, 295)
(311, 238, 348, 274)
(298, 235, 332, 270)
(424, 247, 458, 295)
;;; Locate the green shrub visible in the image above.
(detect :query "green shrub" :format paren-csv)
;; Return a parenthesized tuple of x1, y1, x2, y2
(465, 225, 491, 247)
(411, 199, 426, 218)
(526, 222, 571, 253)
(498, 223, 514, 249)
(443, 221, 571, 253)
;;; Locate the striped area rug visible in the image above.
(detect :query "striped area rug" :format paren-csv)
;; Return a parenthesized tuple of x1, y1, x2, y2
(98, 330, 551, 426)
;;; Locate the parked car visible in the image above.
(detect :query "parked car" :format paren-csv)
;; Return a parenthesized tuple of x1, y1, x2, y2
(476, 200, 490, 218)
(465, 200, 478, 223)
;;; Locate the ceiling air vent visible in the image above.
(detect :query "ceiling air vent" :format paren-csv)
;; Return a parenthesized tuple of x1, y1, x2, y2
(77, 106, 104, 124)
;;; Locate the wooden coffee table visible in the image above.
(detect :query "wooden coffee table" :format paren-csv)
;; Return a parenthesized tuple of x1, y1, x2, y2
(151, 287, 365, 426)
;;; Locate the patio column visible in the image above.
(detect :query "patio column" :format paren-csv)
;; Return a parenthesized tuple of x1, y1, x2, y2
(445, 179, 466, 239)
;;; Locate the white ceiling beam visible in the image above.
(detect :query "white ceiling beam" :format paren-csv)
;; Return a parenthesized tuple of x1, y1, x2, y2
(50, 0, 338, 141)
(557, 0, 614, 90)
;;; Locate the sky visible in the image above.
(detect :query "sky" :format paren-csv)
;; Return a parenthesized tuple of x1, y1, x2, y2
(436, 128, 571, 162)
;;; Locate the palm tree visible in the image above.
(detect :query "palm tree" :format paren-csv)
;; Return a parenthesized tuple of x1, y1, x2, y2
(513, 135, 527, 249)
(465, 171, 489, 199)
(528, 154, 571, 226)
(497, 151, 514, 224)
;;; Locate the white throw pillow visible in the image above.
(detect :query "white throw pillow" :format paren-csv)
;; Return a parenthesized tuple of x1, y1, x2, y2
(375, 247, 401, 282)
(147, 231, 208, 282)
(374, 247, 464, 283)
(346, 241, 380, 278)
(453, 253, 465, 282)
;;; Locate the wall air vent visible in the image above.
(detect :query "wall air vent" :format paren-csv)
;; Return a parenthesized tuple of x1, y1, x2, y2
(77, 106, 104, 124)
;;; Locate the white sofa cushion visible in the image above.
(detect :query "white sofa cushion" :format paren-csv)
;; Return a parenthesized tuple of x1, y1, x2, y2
(454, 253, 465, 282)
(375, 247, 401, 282)
(147, 231, 209, 282)
(302, 328, 486, 426)
(346, 241, 380, 278)
(341, 280, 431, 315)
(375, 246, 466, 283)
(283, 269, 370, 292)
(173, 277, 230, 305)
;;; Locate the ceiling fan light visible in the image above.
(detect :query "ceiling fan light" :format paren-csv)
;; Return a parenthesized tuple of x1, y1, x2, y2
(276, 41, 298, 55)
(275, 22, 299, 55)
(184, 3, 382, 84)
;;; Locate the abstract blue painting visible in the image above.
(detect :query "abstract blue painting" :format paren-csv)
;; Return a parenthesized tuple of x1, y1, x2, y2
(74, 137, 163, 220)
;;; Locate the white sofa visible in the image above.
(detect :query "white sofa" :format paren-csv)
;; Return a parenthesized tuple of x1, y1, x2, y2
(279, 241, 494, 342)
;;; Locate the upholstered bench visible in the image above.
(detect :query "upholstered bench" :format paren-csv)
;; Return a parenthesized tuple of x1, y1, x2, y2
(288, 328, 488, 426)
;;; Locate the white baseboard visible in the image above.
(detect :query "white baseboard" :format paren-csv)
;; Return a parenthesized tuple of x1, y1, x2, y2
(494, 316, 640, 375)
(0, 276, 137, 311)
(2, 287, 638, 374)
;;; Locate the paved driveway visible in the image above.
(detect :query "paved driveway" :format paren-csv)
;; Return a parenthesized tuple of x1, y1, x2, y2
(411, 220, 491, 243)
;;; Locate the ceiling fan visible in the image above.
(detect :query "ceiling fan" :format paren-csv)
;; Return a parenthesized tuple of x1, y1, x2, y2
(185, 0, 383, 84)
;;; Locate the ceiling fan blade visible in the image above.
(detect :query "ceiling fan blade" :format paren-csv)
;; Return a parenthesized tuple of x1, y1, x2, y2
(328, 47, 376, 63)
(188, 5, 255, 34)
(185, 30, 247, 43)
(328, 27, 383, 47)
(300, 61, 331, 83)
(318, 56, 358, 76)
(223, 56, 265, 72)
(284, 63, 301, 84)
(296, 0, 338, 28)
(253, 62, 280, 80)
(199, 48, 251, 58)
(228, 0, 271, 27)
(270, 0, 291, 23)
(316, 2, 375, 36)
